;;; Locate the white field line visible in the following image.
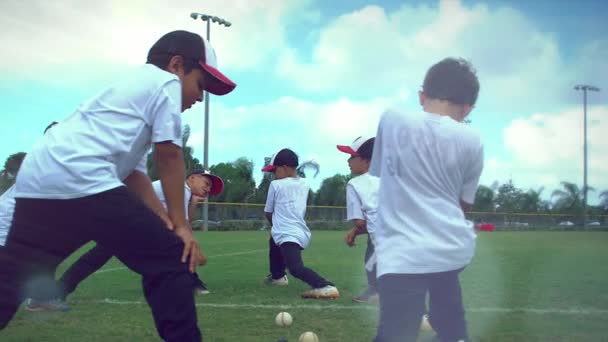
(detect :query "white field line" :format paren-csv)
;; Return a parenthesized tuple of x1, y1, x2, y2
(92, 249, 266, 275)
(90, 299, 608, 315)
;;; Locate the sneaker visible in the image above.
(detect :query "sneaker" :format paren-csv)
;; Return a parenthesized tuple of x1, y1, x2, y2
(352, 288, 379, 304)
(25, 298, 71, 312)
(194, 282, 210, 295)
(420, 314, 434, 332)
(264, 274, 289, 286)
(302, 285, 340, 299)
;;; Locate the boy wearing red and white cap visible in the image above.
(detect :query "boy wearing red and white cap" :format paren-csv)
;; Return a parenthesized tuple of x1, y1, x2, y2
(0, 30, 235, 341)
(262, 148, 339, 299)
(337, 136, 379, 304)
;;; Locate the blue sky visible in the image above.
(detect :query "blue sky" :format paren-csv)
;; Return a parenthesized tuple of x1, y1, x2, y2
(0, 0, 606, 203)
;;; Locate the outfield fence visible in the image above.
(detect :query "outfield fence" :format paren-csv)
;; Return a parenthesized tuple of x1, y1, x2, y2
(192, 202, 608, 231)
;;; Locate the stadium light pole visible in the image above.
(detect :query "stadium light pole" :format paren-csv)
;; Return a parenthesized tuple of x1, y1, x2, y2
(190, 12, 231, 231)
(574, 84, 600, 227)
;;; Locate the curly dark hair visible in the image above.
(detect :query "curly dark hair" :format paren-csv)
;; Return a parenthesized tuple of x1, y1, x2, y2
(422, 57, 480, 106)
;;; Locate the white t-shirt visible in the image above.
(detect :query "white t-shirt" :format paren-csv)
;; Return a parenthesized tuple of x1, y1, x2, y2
(0, 185, 16, 246)
(264, 177, 311, 249)
(370, 109, 484, 276)
(151, 180, 192, 220)
(346, 173, 380, 244)
(15, 64, 183, 199)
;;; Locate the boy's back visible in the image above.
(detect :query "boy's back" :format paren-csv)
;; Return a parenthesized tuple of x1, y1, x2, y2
(265, 177, 311, 248)
(15, 64, 181, 199)
(371, 109, 483, 275)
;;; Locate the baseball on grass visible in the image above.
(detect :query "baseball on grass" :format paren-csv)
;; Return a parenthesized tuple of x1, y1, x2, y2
(298, 331, 319, 342)
(275, 312, 293, 327)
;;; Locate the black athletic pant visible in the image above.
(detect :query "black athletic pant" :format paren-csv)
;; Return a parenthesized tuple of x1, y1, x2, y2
(268, 238, 332, 289)
(374, 268, 468, 342)
(364, 235, 377, 291)
(58, 244, 205, 300)
(0, 187, 201, 342)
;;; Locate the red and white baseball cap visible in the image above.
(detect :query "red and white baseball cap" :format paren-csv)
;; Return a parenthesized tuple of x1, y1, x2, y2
(336, 136, 373, 156)
(188, 169, 224, 195)
(147, 30, 236, 96)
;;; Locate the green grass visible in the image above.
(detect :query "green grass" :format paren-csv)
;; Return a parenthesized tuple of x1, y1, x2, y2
(3, 231, 608, 341)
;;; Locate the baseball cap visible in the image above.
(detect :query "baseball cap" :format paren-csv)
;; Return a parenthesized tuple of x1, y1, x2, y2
(261, 148, 299, 172)
(147, 30, 236, 96)
(188, 169, 224, 195)
(337, 136, 374, 156)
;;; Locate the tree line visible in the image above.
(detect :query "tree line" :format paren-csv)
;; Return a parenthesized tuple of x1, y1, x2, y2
(2, 125, 607, 217)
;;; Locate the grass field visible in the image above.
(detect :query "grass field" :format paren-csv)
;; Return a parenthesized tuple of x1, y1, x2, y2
(2, 231, 608, 341)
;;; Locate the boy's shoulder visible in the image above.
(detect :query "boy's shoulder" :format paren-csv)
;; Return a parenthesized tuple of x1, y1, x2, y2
(271, 177, 308, 189)
(348, 173, 379, 190)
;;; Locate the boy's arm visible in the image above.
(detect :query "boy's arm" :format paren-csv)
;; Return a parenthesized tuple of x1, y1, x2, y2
(344, 184, 366, 246)
(123, 170, 173, 229)
(264, 182, 276, 226)
(188, 194, 205, 225)
(460, 142, 484, 214)
(155, 141, 202, 272)
(265, 212, 273, 226)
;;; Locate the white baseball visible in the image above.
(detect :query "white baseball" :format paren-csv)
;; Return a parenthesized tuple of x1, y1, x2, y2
(298, 331, 319, 342)
(275, 312, 293, 327)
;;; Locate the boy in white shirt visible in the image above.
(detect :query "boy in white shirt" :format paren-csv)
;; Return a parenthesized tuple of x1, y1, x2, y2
(337, 136, 380, 304)
(0, 30, 236, 342)
(371, 58, 483, 342)
(263, 148, 339, 299)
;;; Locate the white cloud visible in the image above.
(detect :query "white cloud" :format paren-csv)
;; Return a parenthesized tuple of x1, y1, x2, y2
(276, 0, 582, 112)
(488, 106, 608, 203)
(0, 0, 312, 80)
(179, 90, 407, 188)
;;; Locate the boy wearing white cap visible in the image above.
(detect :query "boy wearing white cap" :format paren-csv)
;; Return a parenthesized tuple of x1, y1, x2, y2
(337, 136, 379, 304)
(262, 148, 339, 299)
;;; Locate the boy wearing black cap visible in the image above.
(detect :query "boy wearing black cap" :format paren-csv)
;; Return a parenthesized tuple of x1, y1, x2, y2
(262, 148, 339, 299)
(0, 30, 235, 341)
(336, 136, 379, 304)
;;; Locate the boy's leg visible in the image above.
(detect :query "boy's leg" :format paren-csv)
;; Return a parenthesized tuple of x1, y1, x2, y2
(77, 187, 201, 342)
(57, 244, 113, 300)
(0, 198, 89, 328)
(428, 268, 468, 342)
(374, 273, 428, 342)
(191, 272, 209, 294)
(268, 237, 286, 279)
(364, 236, 378, 291)
(280, 242, 332, 289)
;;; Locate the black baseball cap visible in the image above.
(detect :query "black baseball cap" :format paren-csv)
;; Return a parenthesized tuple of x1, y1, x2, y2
(262, 148, 299, 172)
(147, 30, 236, 96)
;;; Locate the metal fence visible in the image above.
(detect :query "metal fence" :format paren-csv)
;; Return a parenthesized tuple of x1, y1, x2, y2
(193, 202, 608, 231)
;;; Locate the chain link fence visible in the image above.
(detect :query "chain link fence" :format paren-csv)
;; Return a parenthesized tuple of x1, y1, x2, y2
(192, 202, 608, 231)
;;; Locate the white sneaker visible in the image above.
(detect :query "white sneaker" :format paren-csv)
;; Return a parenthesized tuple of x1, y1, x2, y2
(264, 274, 289, 286)
(302, 285, 340, 299)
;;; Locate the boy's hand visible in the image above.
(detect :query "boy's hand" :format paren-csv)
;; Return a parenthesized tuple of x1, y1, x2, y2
(173, 225, 204, 272)
(344, 228, 357, 247)
(159, 213, 175, 231)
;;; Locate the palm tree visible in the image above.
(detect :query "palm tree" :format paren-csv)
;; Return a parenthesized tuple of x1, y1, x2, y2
(0, 152, 27, 193)
(296, 160, 320, 178)
(600, 190, 608, 211)
(551, 181, 594, 214)
(520, 187, 545, 213)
